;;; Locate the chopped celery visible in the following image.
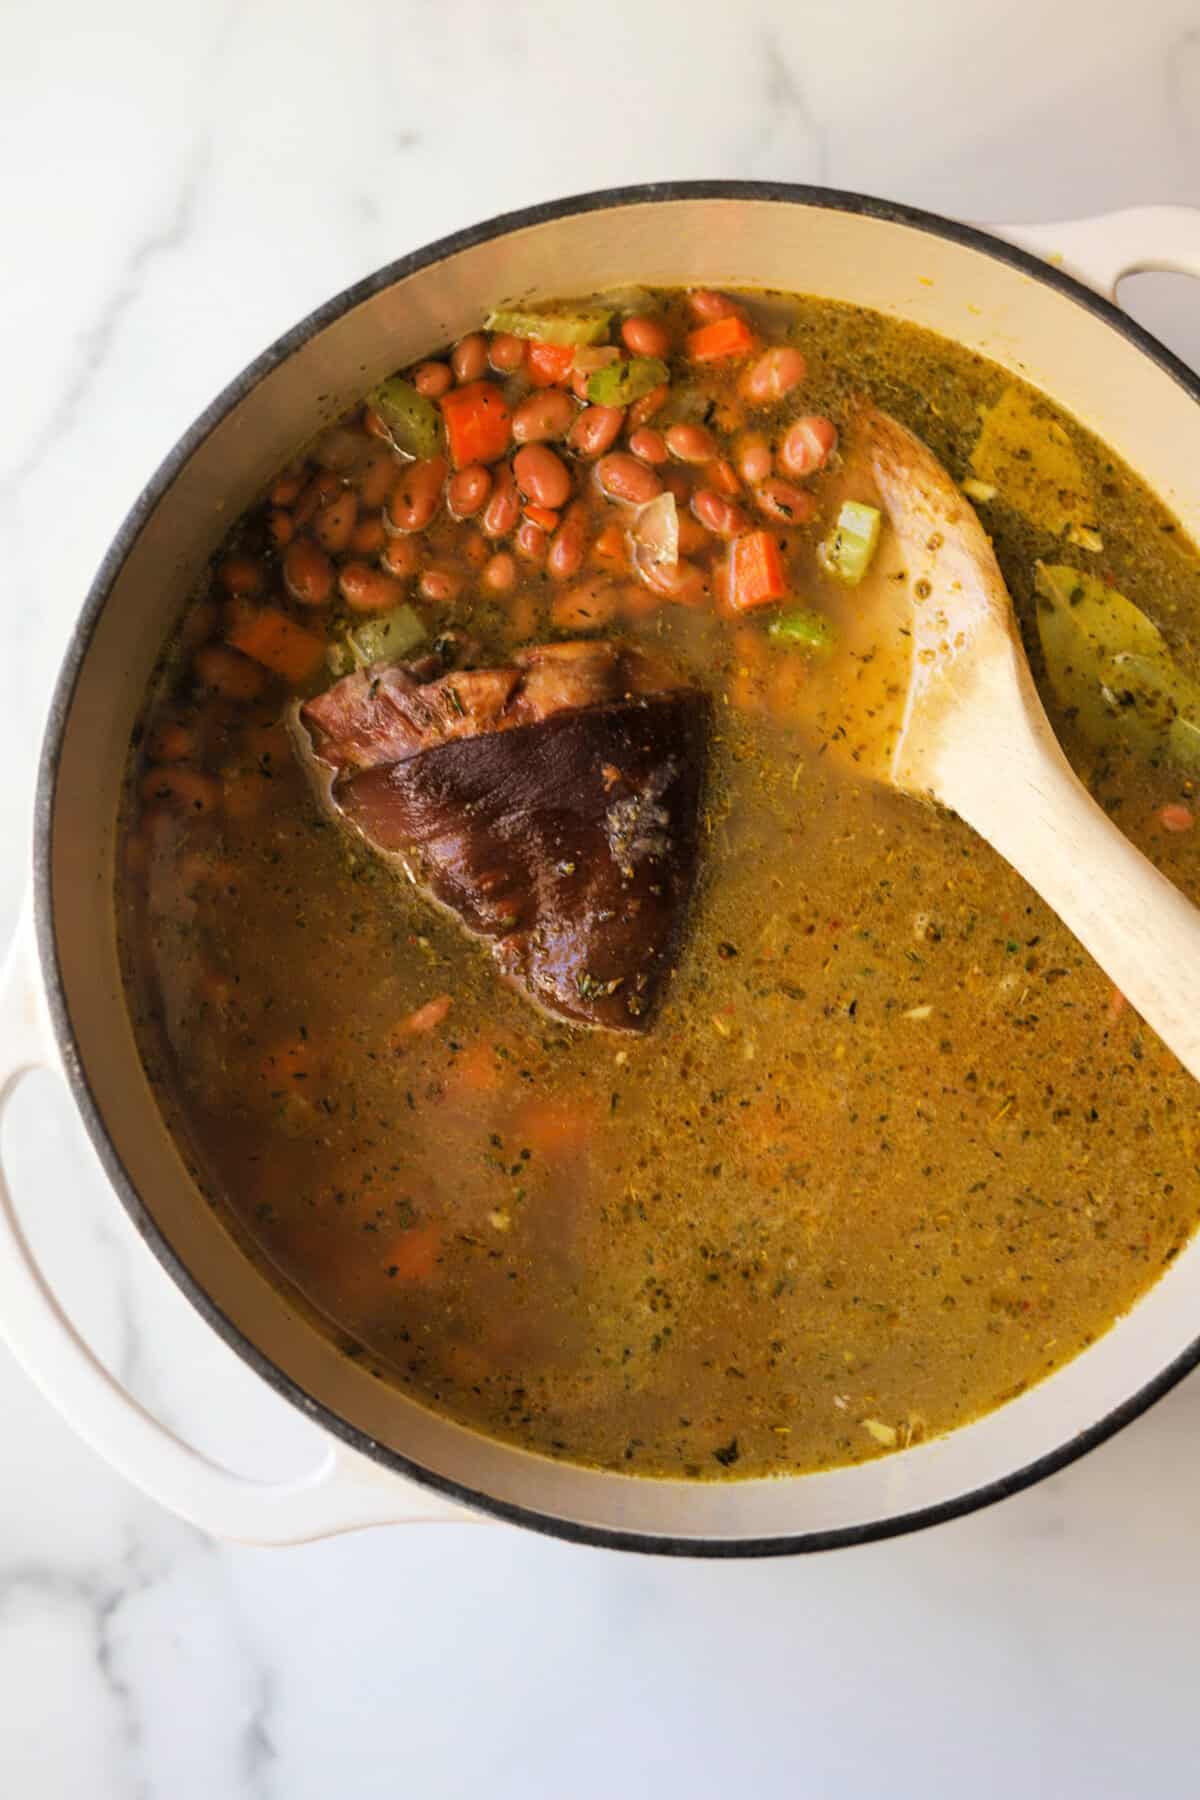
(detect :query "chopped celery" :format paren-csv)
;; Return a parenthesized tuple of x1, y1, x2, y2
(368, 377, 441, 459)
(586, 356, 670, 407)
(327, 603, 425, 678)
(817, 502, 882, 586)
(768, 608, 834, 651)
(485, 307, 611, 346)
(1034, 562, 1200, 769)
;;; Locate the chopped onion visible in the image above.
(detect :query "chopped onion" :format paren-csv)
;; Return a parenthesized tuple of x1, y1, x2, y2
(626, 491, 678, 568)
(573, 345, 621, 376)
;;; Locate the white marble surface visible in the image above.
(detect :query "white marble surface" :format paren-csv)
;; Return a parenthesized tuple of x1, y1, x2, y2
(3, 1, 1200, 1793)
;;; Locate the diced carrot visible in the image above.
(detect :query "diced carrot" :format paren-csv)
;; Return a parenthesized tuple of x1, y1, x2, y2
(384, 1223, 441, 1283)
(523, 504, 560, 532)
(525, 340, 576, 386)
(438, 379, 512, 467)
(396, 994, 452, 1037)
(728, 530, 787, 612)
(685, 315, 757, 362)
(225, 604, 326, 685)
(513, 1095, 596, 1161)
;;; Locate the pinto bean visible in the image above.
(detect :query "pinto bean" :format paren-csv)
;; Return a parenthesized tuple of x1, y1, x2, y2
(141, 766, 221, 815)
(269, 467, 305, 507)
(547, 501, 588, 581)
(628, 427, 668, 464)
(638, 555, 709, 605)
(568, 405, 625, 458)
(481, 464, 520, 538)
(512, 390, 576, 444)
(447, 464, 493, 518)
(676, 513, 709, 556)
(627, 384, 669, 427)
(386, 456, 447, 533)
(596, 453, 663, 505)
(419, 568, 463, 603)
(515, 518, 549, 562)
(358, 445, 399, 508)
(621, 315, 673, 358)
(666, 422, 718, 464)
(488, 332, 526, 373)
(686, 289, 742, 322)
(692, 489, 751, 538)
(551, 577, 619, 631)
(283, 538, 335, 606)
(739, 346, 807, 406)
(413, 361, 453, 398)
(779, 415, 838, 478)
(737, 432, 773, 485)
(451, 334, 489, 383)
(313, 490, 358, 553)
(293, 470, 342, 527)
(194, 644, 267, 701)
(463, 530, 490, 567)
(753, 478, 818, 524)
(705, 458, 742, 496)
(482, 551, 517, 594)
(513, 444, 571, 510)
(218, 553, 264, 597)
(350, 515, 387, 554)
(339, 562, 406, 614)
(146, 720, 196, 762)
(381, 535, 420, 578)
(266, 508, 294, 548)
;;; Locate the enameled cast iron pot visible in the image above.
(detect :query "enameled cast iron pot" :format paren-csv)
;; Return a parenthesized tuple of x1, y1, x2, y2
(5, 185, 1200, 1556)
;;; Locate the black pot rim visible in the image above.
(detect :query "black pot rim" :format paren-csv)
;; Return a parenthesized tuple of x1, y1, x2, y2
(33, 179, 1200, 1557)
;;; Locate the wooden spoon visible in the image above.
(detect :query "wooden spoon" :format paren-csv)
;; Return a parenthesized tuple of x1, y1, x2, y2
(861, 405, 1200, 1080)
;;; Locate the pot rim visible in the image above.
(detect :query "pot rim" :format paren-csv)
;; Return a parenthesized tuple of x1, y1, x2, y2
(34, 179, 1200, 1556)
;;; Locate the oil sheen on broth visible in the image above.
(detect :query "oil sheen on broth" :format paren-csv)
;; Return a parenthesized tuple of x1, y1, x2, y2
(119, 289, 1200, 1479)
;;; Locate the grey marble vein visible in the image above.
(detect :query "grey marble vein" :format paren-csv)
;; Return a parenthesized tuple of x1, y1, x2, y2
(0, 139, 209, 502)
(0, 1555, 150, 1797)
(748, 28, 830, 184)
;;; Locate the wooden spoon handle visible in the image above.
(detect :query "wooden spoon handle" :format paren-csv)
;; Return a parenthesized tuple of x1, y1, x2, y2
(940, 717, 1200, 1081)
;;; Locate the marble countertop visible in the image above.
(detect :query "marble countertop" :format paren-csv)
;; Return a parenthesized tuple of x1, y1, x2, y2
(3, 1, 1200, 1793)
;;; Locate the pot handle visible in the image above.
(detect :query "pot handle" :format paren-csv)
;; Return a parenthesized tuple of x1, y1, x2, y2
(0, 905, 481, 1543)
(988, 204, 1200, 301)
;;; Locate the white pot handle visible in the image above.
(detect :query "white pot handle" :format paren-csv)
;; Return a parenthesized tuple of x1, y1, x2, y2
(0, 902, 481, 1542)
(988, 204, 1200, 301)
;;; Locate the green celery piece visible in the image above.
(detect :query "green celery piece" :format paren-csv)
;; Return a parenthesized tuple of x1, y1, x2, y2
(768, 608, 834, 651)
(1034, 562, 1200, 769)
(485, 307, 611, 346)
(346, 604, 425, 669)
(817, 502, 882, 586)
(586, 356, 670, 408)
(369, 378, 441, 459)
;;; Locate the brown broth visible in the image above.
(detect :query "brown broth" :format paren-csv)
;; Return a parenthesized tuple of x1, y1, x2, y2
(118, 290, 1200, 1479)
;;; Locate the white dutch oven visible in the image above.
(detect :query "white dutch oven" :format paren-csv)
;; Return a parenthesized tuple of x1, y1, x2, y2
(4, 186, 1200, 1554)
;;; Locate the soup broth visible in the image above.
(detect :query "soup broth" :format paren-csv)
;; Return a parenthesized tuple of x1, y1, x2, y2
(119, 288, 1200, 1478)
